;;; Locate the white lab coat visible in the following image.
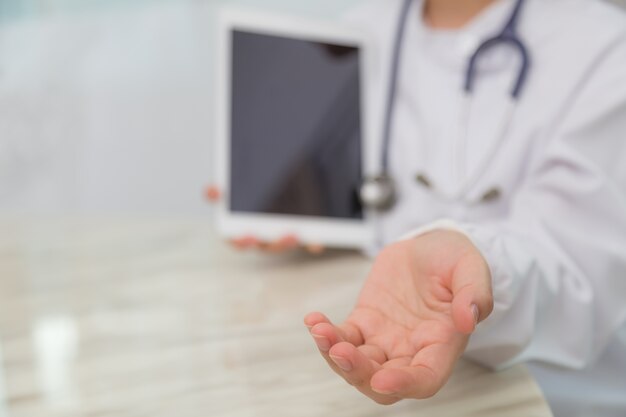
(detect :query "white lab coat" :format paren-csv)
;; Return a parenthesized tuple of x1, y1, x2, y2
(346, 0, 626, 416)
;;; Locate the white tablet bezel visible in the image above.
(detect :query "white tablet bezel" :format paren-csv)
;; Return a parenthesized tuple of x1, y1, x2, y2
(214, 7, 375, 249)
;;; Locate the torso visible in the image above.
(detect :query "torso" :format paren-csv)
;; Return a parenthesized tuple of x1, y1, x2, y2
(347, 0, 626, 243)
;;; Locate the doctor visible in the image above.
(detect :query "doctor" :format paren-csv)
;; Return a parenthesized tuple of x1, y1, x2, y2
(209, 0, 626, 415)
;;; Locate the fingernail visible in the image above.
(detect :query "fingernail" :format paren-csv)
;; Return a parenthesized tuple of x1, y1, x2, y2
(284, 235, 298, 245)
(471, 304, 480, 325)
(329, 355, 352, 372)
(307, 244, 325, 254)
(312, 334, 330, 352)
(372, 387, 396, 395)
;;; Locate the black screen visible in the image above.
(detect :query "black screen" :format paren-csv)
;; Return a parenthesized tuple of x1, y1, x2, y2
(229, 30, 363, 220)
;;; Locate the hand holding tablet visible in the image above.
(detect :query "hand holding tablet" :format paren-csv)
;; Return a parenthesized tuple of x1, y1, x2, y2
(206, 185, 325, 254)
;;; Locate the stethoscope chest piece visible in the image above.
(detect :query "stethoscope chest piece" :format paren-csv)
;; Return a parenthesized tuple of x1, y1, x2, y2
(360, 175, 397, 212)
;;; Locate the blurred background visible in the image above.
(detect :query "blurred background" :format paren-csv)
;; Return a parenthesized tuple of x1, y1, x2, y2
(1, 0, 625, 216)
(0, 0, 366, 216)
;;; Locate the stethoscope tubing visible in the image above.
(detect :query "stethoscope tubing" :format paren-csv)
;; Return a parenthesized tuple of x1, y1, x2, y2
(380, 0, 415, 174)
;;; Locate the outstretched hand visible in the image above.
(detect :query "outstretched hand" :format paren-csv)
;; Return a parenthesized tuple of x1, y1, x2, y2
(304, 230, 493, 404)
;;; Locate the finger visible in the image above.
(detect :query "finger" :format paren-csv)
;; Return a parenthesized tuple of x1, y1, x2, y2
(308, 321, 364, 376)
(303, 311, 331, 330)
(309, 320, 360, 352)
(305, 244, 325, 255)
(229, 236, 259, 250)
(309, 322, 345, 353)
(371, 342, 460, 399)
(261, 235, 299, 253)
(328, 342, 398, 405)
(205, 185, 221, 202)
(337, 321, 365, 346)
(303, 313, 364, 346)
(381, 357, 412, 369)
(451, 254, 494, 334)
(357, 345, 387, 364)
(308, 322, 349, 377)
(307, 320, 399, 405)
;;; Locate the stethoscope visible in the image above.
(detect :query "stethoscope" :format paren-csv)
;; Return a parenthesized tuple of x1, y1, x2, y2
(360, 0, 531, 212)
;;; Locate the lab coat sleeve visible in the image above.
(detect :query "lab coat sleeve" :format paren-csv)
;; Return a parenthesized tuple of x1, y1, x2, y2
(428, 36, 626, 371)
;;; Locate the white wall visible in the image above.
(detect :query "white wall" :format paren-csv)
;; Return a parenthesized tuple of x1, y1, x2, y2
(0, 0, 362, 216)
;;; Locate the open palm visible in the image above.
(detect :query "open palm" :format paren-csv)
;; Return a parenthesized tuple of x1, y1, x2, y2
(304, 230, 493, 404)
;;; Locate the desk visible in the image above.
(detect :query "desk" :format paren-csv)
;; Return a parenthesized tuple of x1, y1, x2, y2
(0, 218, 552, 417)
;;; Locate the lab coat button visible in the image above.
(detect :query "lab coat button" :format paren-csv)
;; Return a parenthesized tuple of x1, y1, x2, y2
(415, 173, 433, 188)
(481, 187, 501, 203)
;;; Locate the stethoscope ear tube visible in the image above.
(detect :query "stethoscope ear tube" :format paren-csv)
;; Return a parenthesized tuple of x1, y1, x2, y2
(464, 35, 531, 100)
(379, 0, 414, 175)
(358, 0, 412, 213)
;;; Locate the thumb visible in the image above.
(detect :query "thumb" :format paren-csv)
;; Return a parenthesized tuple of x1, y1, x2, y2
(450, 253, 493, 334)
(205, 185, 221, 203)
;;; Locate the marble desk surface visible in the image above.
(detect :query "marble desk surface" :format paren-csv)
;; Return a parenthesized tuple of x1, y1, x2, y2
(0, 218, 553, 417)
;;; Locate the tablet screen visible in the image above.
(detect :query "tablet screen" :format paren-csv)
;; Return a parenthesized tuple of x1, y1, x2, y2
(229, 30, 364, 220)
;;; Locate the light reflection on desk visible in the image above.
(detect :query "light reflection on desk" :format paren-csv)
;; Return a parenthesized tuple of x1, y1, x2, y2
(32, 316, 79, 411)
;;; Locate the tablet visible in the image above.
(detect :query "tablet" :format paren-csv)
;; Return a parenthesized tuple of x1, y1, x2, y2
(214, 8, 374, 249)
